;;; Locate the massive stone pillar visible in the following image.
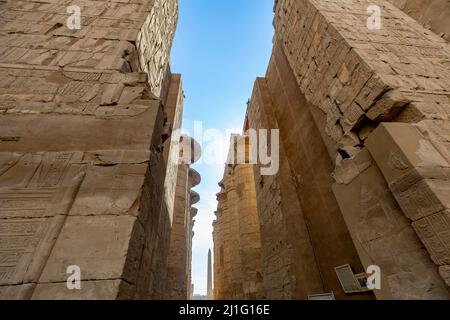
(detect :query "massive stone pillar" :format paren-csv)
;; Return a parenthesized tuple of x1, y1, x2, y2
(246, 77, 363, 299)
(187, 171, 201, 299)
(0, 0, 179, 299)
(233, 136, 264, 300)
(212, 190, 229, 299)
(212, 135, 264, 300)
(271, 0, 450, 299)
(165, 136, 201, 300)
(165, 163, 189, 299)
(224, 169, 244, 299)
(255, 44, 373, 299)
(214, 0, 450, 300)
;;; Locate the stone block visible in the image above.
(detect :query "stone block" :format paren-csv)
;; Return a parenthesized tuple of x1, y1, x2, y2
(274, 0, 450, 146)
(367, 122, 450, 220)
(393, 178, 450, 221)
(68, 164, 148, 218)
(413, 210, 450, 265)
(366, 90, 411, 122)
(333, 149, 450, 299)
(0, 101, 163, 153)
(31, 279, 135, 300)
(0, 284, 35, 300)
(367, 122, 449, 185)
(439, 266, 450, 286)
(38, 215, 144, 285)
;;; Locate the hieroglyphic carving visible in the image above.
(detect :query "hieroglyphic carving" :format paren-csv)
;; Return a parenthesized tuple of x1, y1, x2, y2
(0, 0, 175, 300)
(413, 210, 450, 265)
(63, 71, 102, 82)
(0, 137, 21, 142)
(388, 152, 409, 171)
(60, 82, 93, 98)
(357, 186, 397, 243)
(0, 154, 21, 176)
(31, 152, 77, 188)
(0, 219, 48, 284)
(392, 179, 450, 221)
(333, 149, 450, 299)
(0, 151, 85, 287)
(0, 189, 57, 218)
(439, 266, 450, 286)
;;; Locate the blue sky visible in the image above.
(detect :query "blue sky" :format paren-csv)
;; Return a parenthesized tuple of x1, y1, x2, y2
(170, 0, 274, 295)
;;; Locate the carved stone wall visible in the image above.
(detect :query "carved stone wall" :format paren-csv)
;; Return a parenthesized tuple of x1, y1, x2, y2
(165, 140, 201, 300)
(165, 164, 189, 299)
(333, 147, 449, 299)
(213, 136, 264, 300)
(163, 74, 184, 225)
(213, 191, 229, 299)
(246, 79, 325, 299)
(137, 0, 179, 97)
(274, 0, 450, 147)
(271, 0, 450, 299)
(0, 0, 178, 299)
(214, 0, 450, 300)
(387, 0, 450, 42)
(275, 43, 365, 297)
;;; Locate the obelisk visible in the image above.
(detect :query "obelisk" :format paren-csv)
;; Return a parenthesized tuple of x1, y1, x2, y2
(207, 249, 213, 300)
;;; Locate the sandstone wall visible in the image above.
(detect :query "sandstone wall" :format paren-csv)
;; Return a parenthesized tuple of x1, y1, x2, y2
(0, 0, 178, 299)
(213, 137, 264, 300)
(163, 74, 184, 224)
(223, 170, 245, 299)
(213, 176, 241, 299)
(387, 0, 450, 42)
(165, 147, 201, 300)
(137, 0, 178, 97)
(333, 146, 449, 299)
(233, 137, 264, 300)
(187, 170, 200, 299)
(270, 0, 450, 299)
(246, 79, 325, 299)
(213, 0, 450, 300)
(165, 164, 189, 299)
(260, 45, 374, 299)
(274, 0, 450, 148)
(213, 192, 228, 299)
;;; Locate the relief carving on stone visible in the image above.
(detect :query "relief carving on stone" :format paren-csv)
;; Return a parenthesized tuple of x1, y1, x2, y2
(0, 152, 86, 287)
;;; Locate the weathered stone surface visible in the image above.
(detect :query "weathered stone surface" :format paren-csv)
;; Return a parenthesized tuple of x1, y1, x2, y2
(163, 74, 184, 223)
(0, 0, 179, 300)
(362, 121, 450, 291)
(413, 210, 450, 266)
(440, 266, 450, 287)
(32, 280, 135, 300)
(273, 0, 450, 145)
(263, 46, 372, 300)
(387, 0, 450, 42)
(38, 215, 143, 284)
(137, 0, 178, 97)
(207, 249, 213, 300)
(367, 122, 450, 221)
(214, 0, 450, 300)
(213, 136, 264, 300)
(165, 140, 201, 300)
(243, 78, 325, 300)
(165, 164, 189, 299)
(0, 284, 35, 300)
(333, 149, 449, 299)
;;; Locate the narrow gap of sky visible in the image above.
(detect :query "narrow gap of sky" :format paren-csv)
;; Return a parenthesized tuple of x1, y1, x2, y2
(170, 0, 274, 296)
